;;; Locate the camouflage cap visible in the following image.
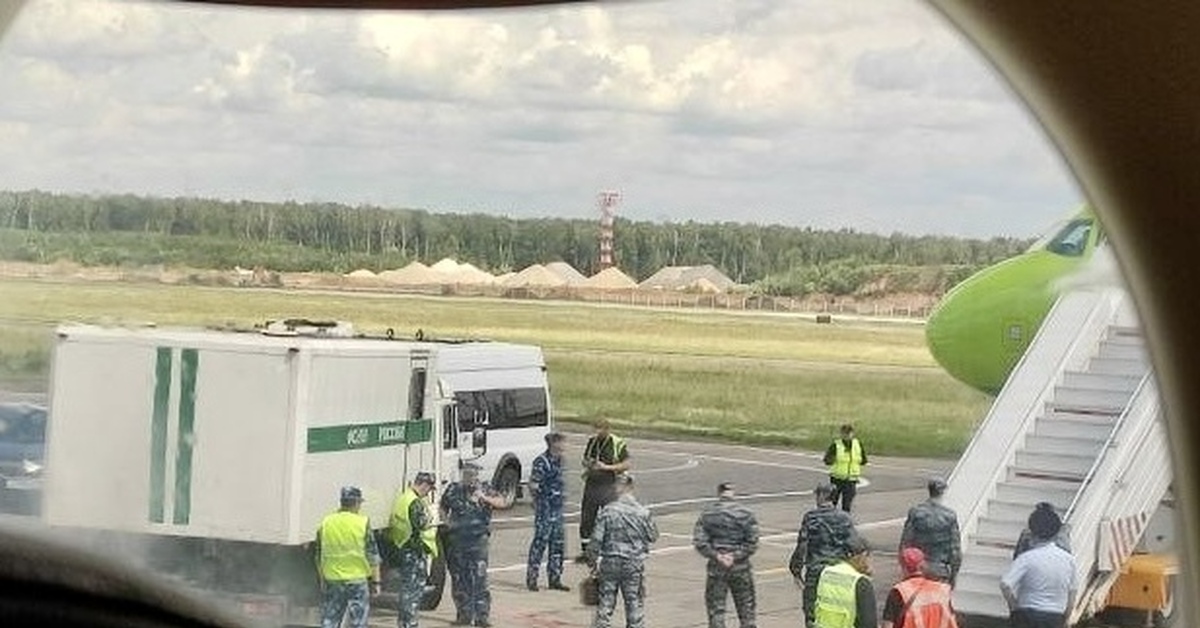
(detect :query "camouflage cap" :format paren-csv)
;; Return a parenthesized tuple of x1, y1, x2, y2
(927, 477, 948, 497)
(340, 486, 363, 502)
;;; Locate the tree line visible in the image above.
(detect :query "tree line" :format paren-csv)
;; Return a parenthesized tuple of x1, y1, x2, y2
(0, 190, 1032, 295)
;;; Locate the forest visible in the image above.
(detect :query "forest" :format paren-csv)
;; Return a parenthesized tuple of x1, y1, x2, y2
(0, 190, 1032, 296)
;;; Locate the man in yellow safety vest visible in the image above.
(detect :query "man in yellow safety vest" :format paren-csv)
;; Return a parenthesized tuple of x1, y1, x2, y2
(390, 471, 439, 628)
(813, 536, 876, 628)
(823, 424, 867, 513)
(314, 486, 381, 628)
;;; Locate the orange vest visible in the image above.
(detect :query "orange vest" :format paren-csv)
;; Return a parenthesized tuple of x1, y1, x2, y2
(893, 577, 957, 628)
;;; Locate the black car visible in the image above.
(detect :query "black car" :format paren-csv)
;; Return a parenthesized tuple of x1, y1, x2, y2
(0, 402, 46, 515)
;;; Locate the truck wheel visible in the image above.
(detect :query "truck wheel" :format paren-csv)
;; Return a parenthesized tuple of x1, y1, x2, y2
(496, 465, 520, 504)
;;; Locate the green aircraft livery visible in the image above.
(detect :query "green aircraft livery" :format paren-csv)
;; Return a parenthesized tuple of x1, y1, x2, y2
(925, 206, 1103, 395)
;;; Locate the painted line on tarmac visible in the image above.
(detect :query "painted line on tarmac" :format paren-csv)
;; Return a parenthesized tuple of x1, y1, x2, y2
(636, 445, 827, 472)
(494, 509, 581, 525)
(492, 484, 872, 525)
(486, 516, 905, 574)
(634, 457, 701, 475)
(635, 439, 946, 475)
(636, 444, 905, 479)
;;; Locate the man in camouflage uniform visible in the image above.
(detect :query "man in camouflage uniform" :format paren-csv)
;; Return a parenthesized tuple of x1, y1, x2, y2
(899, 477, 961, 585)
(527, 431, 570, 592)
(588, 473, 658, 628)
(693, 481, 760, 628)
(441, 462, 510, 627)
(389, 471, 438, 628)
(789, 482, 859, 628)
(314, 486, 381, 628)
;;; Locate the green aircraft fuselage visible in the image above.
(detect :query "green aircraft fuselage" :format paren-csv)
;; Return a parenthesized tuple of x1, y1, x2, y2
(925, 207, 1102, 395)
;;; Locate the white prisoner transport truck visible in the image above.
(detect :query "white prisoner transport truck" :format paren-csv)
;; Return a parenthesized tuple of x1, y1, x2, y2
(41, 320, 554, 624)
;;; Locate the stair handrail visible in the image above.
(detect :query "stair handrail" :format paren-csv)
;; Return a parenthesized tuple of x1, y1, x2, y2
(1063, 377, 1165, 625)
(1063, 371, 1153, 522)
(944, 288, 1122, 541)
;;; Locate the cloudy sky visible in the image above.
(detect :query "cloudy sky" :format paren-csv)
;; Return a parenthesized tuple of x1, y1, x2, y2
(0, 0, 1083, 238)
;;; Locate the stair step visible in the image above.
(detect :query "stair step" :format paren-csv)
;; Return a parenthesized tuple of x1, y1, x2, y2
(1060, 371, 1142, 393)
(971, 529, 1020, 552)
(1034, 414, 1116, 439)
(953, 587, 1010, 619)
(976, 517, 1027, 542)
(955, 569, 1003, 592)
(995, 476, 1080, 505)
(984, 499, 1064, 523)
(1087, 356, 1148, 378)
(1023, 433, 1107, 457)
(1052, 387, 1134, 413)
(1046, 401, 1125, 419)
(1109, 325, 1142, 338)
(1096, 341, 1148, 361)
(1013, 451, 1095, 480)
(960, 549, 1012, 576)
(1104, 329, 1144, 345)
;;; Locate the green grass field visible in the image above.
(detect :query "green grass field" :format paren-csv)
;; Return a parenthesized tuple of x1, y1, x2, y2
(0, 278, 990, 457)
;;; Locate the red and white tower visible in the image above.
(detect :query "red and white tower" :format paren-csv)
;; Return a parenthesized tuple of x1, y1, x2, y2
(597, 190, 620, 270)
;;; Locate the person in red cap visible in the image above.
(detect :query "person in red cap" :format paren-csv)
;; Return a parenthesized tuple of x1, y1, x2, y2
(880, 547, 958, 628)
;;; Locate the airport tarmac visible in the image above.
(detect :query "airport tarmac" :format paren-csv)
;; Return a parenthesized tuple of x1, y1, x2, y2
(372, 433, 953, 627)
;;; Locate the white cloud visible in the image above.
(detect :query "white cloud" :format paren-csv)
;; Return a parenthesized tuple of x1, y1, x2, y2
(0, 0, 1080, 237)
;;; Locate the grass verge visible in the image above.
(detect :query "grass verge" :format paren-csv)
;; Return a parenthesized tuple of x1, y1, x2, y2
(0, 278, 989, 457)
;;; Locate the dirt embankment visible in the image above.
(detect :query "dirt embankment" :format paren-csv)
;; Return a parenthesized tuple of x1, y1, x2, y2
(0, 260, 939, 318)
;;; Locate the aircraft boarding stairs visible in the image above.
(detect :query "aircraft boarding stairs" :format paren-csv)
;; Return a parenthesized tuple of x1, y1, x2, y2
(942, 287, 1169, 625)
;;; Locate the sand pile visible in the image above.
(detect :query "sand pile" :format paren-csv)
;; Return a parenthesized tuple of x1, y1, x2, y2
(545, 261, 587, 285)
(504, 264, 567, 288)
(430, 258, 461, 275)
(379, 261, 440, 285)
(582, 267, 637, 289)
(453, 262, 496, 285)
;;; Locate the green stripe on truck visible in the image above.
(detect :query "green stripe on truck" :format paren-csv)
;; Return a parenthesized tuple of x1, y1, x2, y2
(307, 419, 433, 453)
(150, 347, 172, 523)
(173, 348, 198, 525)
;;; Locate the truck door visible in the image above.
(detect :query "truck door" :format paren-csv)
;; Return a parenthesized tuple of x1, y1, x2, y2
(448, 387, 487, 461)
(437, 385, 487, 480)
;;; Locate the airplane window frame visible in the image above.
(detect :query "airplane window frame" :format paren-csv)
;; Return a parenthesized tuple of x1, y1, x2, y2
(0, 3, 1197, 628)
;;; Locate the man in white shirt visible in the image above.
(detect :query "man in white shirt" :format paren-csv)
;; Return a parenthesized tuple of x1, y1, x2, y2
(1000, 506, 1077, 628)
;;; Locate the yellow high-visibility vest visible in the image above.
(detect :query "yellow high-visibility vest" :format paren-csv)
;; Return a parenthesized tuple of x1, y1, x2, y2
(814, 561, 865, 628)
(389, 487, 439, 557)
(318, 510, 371, 582)
(829, 439, 863, 481)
